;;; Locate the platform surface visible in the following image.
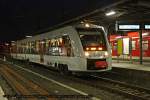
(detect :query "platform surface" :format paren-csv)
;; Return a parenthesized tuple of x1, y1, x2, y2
(112, 60, 150, 71)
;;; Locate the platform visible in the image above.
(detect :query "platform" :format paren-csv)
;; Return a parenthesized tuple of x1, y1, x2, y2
(112, 60, 150, 72)
(111, 60, 150, 89)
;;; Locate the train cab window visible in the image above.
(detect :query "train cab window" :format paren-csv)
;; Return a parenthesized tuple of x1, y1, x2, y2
(77, 28, 107, 51)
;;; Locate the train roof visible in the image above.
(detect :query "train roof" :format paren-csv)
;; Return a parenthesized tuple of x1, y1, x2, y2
(16, 24, 105, 44)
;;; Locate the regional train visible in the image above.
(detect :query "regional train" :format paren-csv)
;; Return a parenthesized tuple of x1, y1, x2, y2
(10, 24, 112, 73)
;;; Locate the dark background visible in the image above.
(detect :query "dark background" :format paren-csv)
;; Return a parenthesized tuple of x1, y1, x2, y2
(0, 0, 119, 42)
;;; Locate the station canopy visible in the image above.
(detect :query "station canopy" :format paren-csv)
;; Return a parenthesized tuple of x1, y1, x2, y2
(75, 0, 150, 27)
(51, 0, 150, 32)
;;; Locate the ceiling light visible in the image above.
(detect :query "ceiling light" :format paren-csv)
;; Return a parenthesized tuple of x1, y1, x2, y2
(26, 35, 32, 38)
(85, 23, 90, 28)
(5, 43, 9, 46)
(11, 41, 15, 43)
(80, 21, 84, 24)
(105, 11, 116, 16)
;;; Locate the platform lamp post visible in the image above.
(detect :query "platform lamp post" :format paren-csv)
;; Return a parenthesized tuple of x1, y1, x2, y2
(139, 30, 143, 64)
(105, 10, 117, 63)
(26, 35, 32, 38)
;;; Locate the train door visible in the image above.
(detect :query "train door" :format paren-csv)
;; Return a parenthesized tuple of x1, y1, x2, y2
(39, 40, 46, 63)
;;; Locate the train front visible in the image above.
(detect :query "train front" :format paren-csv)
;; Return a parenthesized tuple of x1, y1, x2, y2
(76, 24, 112, 72)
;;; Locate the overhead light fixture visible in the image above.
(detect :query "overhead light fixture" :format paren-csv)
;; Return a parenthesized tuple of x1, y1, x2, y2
(105, 11, 116, 16)
(26, 35, 32, 38)
(80, 21, 84, 24)
(11, 41, 15, 43)
(85, 23, 90, 28)
(40, 41, 45, 44)
(5, 43, 9, 46)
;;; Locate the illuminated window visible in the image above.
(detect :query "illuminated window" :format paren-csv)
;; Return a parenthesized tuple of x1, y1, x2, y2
(46, 35, 74, 56)
(132, 41, 136, 50)
(142, 40, 148, 50)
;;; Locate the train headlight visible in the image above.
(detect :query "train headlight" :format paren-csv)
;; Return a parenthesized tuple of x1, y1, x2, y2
(86, 47, 89, 51)
(85, 52, 90, 57)
(98, 47, 103, 51)
(90, 47, 96, 51)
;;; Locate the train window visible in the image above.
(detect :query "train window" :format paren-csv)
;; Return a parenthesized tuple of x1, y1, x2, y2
(24, 43, 26, 53)
(30, 41, 36, 54)
(39, 40, 46, 55)
(35, 41, 40, 54)
(62, 35, 74, 57)
(11, 45, 17, 53)
(23, 43, 26, 54)
(46, 39, 50, 54)
(26, 42, 31, 54)
(19, 43, 25, 54)
(46, 36, 74, 57)
(77, 28, 107, 51)
(48, 39, 56, 55)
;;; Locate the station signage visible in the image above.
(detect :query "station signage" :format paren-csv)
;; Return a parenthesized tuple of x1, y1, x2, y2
(144, 25, 150, 29)
(116, 21, 150, 31)
(118, 25, 140, 30)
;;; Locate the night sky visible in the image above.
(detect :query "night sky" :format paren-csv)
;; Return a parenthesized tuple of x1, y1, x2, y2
(0, 0, 118, 42)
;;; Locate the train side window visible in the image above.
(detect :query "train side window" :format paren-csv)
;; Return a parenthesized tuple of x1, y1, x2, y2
(35, 40, 40, 54)
(62, 35, 74, 57)
(39, 40, 46, 55)
(11, 44, 17, 53)
(45, 35, 74, 57)
(49, 39, 56, 55)
(31, 41, 36, 54)
(46, 39, 50, 54)
(49, 38, 64, 56)
(24, 43, 27, 54)
(27, 42, 31, 54)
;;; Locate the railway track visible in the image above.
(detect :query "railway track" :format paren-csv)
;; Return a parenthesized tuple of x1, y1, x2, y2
(1, 60, 150, 100)
(23, 62, 150, 100)
(0, 64, 55, 100)
(88, 75, 150, 100)
(56, 74, 150, 100)
(0, 61, 94, 100)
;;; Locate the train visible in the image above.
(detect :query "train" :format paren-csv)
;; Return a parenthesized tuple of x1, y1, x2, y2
(10, 24, 112, 74)
(110, 31, 150, 61)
